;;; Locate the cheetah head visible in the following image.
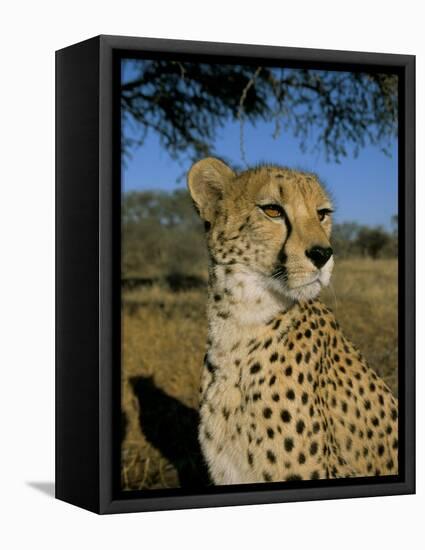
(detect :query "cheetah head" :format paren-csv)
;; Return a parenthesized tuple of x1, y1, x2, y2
(187, 157, 334, 302)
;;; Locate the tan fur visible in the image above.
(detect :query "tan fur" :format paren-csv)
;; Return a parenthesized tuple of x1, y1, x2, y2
(187, 158, 398, 484)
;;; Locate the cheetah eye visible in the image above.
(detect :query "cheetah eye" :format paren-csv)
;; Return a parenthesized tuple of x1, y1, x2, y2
(317, 208, 333, 222)
(259, 204, 284, 219)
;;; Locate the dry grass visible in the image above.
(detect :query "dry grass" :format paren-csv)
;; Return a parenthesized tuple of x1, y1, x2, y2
(321, 258, 398, 391)
(121, 286, 208, 490)
(121, 258, 398, 491)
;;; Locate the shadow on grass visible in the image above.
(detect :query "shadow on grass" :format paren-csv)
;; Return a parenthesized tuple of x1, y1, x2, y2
(130, 375, 211, 488)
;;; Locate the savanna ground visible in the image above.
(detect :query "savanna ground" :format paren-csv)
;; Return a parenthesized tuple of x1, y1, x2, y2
(121, 258, 398, 491)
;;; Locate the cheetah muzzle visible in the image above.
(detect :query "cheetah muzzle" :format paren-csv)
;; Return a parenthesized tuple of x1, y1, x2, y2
(187, 157, 398, 485)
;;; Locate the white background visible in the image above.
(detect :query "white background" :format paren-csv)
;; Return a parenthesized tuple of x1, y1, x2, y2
(0, 1, 422, 548)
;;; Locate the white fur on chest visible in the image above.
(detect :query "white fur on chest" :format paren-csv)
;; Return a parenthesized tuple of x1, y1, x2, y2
(199, 265, 293, 484)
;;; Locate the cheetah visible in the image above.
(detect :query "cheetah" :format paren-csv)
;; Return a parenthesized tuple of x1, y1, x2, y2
(187, 157, 398, 484)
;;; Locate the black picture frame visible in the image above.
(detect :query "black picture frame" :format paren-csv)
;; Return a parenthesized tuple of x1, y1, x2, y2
(56, 34, 415, 514)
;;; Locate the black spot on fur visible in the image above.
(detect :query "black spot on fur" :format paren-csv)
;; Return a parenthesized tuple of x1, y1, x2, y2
(266, 450, 277, 464)
(296, 420, 305, 434)
(250, 362, 262, 374)
(281, 409, 291, 423)
(284, 437, 294, 452)
(217, 311, 230, 319)
(286, 389, 295, 400)
(263, 407, 273, 419)
(263, 338, 272, 349)
(310, 441, 318, 456)
(286, 474, 302, 481)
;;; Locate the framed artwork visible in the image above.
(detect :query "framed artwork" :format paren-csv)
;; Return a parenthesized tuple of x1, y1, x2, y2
(56, 35, 415, 514)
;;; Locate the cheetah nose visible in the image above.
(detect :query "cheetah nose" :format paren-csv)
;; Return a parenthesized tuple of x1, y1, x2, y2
(305, 246, 333, 269)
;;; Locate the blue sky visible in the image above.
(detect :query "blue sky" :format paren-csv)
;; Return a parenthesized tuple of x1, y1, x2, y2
(122, 61, 398, 230)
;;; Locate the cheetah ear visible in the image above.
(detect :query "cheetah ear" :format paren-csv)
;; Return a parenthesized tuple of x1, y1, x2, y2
(187, 157, 235, 222)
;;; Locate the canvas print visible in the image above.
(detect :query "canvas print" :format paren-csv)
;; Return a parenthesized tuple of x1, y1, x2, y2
(120, 57, 399, 491)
